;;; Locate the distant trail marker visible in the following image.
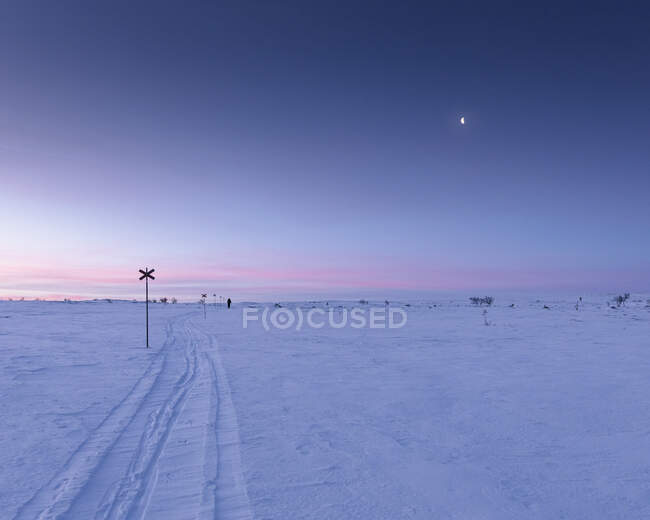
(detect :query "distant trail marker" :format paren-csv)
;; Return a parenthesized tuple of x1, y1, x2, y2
(201, 293, 207, 319)
(139, 267, 155, 348)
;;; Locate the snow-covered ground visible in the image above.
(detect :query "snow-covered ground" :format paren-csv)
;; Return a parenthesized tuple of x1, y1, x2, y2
(1, 295, 649, 519)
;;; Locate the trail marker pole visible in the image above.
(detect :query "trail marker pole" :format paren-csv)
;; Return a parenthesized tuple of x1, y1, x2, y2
(139, 267, 155, 348)
(202, 293, 207, 319)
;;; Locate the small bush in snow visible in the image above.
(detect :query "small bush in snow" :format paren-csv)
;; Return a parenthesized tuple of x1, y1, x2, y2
(470, 296, 494, 306)
(613, 293, 630, 307)
(160, 297, 168, 304)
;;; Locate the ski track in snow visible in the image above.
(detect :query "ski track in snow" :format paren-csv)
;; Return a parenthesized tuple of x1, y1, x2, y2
(12, 313, 252, 520)
(201, 328, 254, 520)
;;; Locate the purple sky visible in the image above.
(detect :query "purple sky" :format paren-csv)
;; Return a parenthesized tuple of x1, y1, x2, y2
(1, 2, 649, 300)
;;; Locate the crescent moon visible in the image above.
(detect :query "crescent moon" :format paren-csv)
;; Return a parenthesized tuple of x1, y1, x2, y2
(460, 116, 465, 125)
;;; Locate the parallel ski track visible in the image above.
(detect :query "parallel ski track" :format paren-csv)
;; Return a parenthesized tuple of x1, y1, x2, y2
(96, 320, 199, 520)
(13, 313, 193, 520)
(196, 323, 254, 520)
(14, 313, 253, 520)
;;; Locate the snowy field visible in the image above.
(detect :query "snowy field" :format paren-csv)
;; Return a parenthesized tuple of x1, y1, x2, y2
(1, 295, 650, 519)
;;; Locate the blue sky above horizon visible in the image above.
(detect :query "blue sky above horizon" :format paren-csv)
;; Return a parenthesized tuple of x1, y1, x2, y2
(1, 1, 649, 300)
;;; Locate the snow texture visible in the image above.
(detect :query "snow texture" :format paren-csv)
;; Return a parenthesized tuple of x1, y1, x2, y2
(1, 295, 649, 519)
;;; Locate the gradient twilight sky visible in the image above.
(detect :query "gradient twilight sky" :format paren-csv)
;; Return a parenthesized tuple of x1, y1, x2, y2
(1, 2, 649, 300)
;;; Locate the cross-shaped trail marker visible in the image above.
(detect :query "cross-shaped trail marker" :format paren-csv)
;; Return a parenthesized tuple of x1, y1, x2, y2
(139, 267, 155, 347)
